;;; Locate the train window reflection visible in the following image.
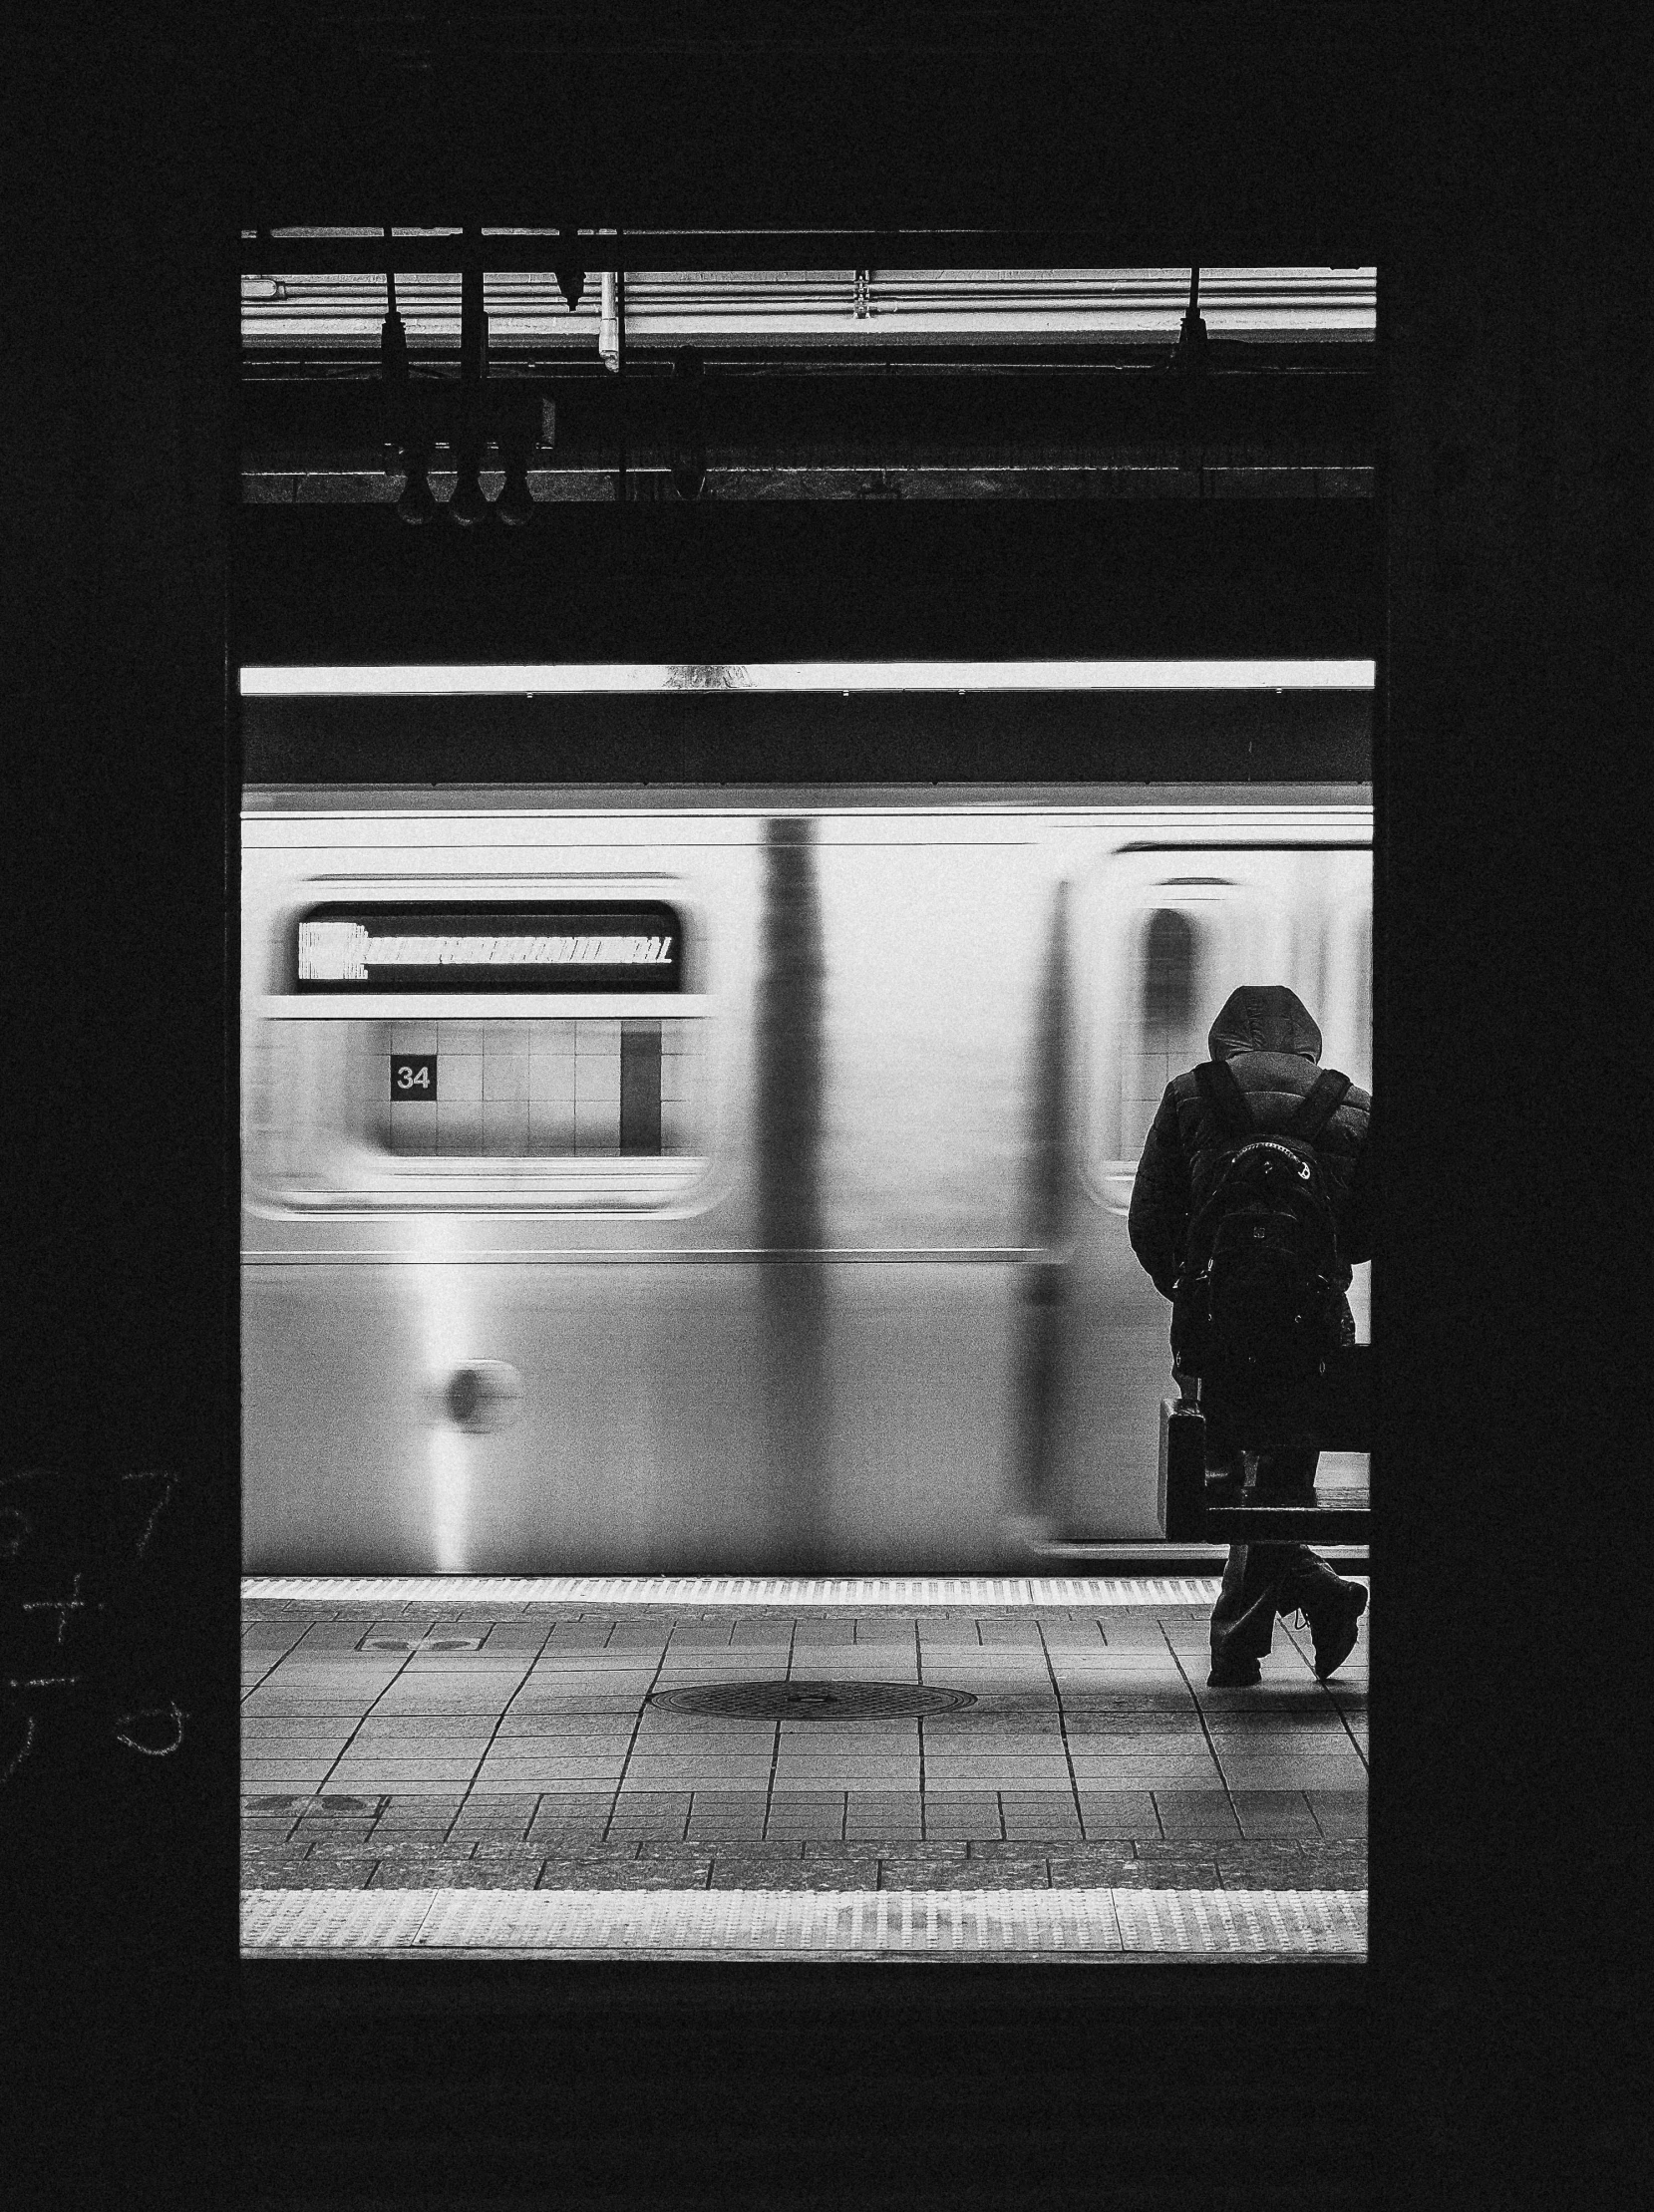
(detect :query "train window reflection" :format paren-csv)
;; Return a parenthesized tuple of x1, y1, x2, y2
(349, 1017, 700, 1158)
(1145, 908, 1196, 1033)
(1122, 907, 1205, 1157)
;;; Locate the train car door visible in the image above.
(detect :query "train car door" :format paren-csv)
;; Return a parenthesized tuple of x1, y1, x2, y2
(240, 802, 791, 1576)
(1047, 822, 1369, 1538)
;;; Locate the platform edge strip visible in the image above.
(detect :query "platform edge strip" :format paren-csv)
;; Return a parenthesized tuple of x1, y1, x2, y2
(242, 1574, 1232, 1607)
(241, 1885, 1366, 1957)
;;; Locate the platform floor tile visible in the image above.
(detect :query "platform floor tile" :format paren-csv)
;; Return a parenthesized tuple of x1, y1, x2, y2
(242, 1582, 1366, 1878)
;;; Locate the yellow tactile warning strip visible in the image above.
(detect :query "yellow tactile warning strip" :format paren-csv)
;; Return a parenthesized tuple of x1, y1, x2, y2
(244, 1574, 1235, 1607)
(241, 1884, 1365, 1958)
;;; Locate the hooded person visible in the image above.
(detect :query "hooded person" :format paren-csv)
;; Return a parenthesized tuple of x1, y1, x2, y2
(1129, 984, 1375, 1686)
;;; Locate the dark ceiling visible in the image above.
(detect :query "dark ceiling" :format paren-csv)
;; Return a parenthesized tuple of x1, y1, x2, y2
(230, 4, 1383, 258)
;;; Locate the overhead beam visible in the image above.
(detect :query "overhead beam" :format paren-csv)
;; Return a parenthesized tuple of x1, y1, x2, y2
(239, 362, 1377, 442)
(242, 233, 1377, 278)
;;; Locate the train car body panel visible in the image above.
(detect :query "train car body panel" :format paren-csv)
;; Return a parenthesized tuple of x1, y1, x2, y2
(242, 787, 1371, 1573)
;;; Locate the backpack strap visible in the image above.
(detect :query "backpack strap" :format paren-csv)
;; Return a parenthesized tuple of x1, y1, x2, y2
(1283, 1069, 1352, 1142)
(1193, 1059, 1253, 1137)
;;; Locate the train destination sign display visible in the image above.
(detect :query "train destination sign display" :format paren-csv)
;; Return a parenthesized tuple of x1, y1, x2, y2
(295, 903, 682, 994)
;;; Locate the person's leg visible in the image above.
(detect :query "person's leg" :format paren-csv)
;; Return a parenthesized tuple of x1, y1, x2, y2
(1210, 1309, 1365, 1681)
(1209, 1436, 1327, 1681)
(1251, 1430, 1368, 1677)
(1208, 1540, 1290, 1682)
(1202, 1388, 1271, 1681)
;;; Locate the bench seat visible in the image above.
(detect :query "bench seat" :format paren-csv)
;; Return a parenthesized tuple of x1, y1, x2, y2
(1158, 1346, 1373, 1545)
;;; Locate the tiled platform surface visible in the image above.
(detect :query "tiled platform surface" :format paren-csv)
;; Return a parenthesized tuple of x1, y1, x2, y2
(243, 1578, 1366, 1898)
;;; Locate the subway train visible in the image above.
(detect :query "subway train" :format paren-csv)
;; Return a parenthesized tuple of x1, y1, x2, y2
(241, 785, 1372, 1574)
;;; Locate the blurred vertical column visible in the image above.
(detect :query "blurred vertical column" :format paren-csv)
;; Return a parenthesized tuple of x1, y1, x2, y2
(1010, 878, 1074, 1543)
(755, 815, 830, 1566)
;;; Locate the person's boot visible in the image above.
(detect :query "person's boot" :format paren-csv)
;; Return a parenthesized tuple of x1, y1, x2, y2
(1276, 1553, 1368, 1680)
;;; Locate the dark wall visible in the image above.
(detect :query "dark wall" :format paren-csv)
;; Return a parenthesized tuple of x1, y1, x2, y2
(1375, 14, 1651, 2204)
(6, 10, 238, 2200)
(243, 690, 1372, 787)
(8, 6, 1651, 2206)
(237, 501, 1380, 666)
(234, 3, 1380, 257)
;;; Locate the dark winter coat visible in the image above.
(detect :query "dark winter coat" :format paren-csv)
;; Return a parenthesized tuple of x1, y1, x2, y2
(1128, 984, 1374, 1300)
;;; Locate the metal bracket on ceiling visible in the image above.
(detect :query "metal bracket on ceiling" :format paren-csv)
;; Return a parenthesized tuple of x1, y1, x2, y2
(1170, 265, 1209, 375)
(552, 229, 585, 312)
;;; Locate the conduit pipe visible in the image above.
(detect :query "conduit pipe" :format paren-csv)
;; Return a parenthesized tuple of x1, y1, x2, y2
(599, 268, 619, 370)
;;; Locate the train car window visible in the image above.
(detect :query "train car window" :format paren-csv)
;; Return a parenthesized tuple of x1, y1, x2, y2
(247, 893, 706, 1210)
(295, 900, 682, 994)
(1120, 906, 1206, 1159)
(350, 1017, 698, 1159)
(298, 898, 694, 1161)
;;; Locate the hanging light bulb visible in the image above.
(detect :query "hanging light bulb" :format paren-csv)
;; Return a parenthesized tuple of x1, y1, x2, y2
(449, 431, 491, 525)
(449, 234, 493, 523)
(1170, 265, 1209, 375)
(496, 420, 536, 525)
(1169, 264, 1211, 481)
(666, 348, 708, 500)
(395, 428, 438, 523)
(380, 252, 410, 461)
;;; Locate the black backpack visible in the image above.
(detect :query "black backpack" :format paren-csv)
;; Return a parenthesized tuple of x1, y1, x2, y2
(1170, 1060, 1352, 1394)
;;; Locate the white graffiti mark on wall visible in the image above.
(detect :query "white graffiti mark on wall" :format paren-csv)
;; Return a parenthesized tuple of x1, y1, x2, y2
(0, 1467, 188, 1783)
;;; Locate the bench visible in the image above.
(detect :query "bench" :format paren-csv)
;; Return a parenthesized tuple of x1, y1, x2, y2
(1158, 1344, 1372, 1544)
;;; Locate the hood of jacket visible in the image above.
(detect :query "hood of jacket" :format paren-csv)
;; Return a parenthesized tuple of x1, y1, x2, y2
(1207, 984, 1322, 1065)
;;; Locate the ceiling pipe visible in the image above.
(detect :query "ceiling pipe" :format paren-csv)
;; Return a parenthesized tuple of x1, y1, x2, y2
(599, 268, 619, 370)
(614, 253, 628, 505)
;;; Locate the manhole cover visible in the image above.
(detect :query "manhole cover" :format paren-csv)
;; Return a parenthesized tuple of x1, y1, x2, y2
(648, 1680, 976, 1720)
(360, 1637, 482, 1653)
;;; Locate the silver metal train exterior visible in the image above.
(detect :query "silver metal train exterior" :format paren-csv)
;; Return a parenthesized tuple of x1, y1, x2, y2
(242, 786, 1372, 1575)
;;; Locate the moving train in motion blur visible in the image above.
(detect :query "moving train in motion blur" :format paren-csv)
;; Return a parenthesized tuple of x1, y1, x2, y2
(242, 784, 1371, 1574)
